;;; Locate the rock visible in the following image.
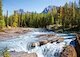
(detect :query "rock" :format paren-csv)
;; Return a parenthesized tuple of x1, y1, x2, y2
(15, 30, 22, 34)
(57, 38, 64, 43)
(39, 40, 49, 46)
(11, 52, 37, 57)
(76, 33, 80, 57)
(31, 42, 40, 47)
(49, 38, 58, 43)
(31, 40, 49, 47)
(48, 38, 64, 43)
(61, 45, 77, 57)
(36, 34, 55, 38)
(76, 33, 80, 44)
(49, 40, 56, 43)
(47, 34, 55, 38)
(0, 52, 37, 57)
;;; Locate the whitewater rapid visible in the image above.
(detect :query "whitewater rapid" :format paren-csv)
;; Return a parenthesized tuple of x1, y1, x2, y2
(0, 28, 76, 57)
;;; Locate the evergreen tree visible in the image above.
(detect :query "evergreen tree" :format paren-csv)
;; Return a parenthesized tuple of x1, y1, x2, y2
(0, 0, 5, 29)
(5, 11, 8, 27)
(52, 7, 57, 24)
(12, 11, 18, 27)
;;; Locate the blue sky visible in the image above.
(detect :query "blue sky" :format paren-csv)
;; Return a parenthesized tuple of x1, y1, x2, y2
(2, 0, 77, 15)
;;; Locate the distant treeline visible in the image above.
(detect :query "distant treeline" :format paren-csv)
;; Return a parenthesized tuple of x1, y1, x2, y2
(0, 0, 80, 30)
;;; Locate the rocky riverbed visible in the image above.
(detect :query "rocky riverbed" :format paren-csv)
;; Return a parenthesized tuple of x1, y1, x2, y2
(0, 28, 77, 57)
(0, 28, 32, 41)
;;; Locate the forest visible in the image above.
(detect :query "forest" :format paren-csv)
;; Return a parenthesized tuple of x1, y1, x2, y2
(0, 0, 80, 31)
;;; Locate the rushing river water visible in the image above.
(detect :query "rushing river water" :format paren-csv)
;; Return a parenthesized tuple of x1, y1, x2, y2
(0, 28, 76, 57)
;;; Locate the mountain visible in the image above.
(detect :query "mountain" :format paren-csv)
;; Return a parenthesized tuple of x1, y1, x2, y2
(16, 9, 25, 14)
(16, 9, 35, 14)
(42, 5, 58, 13)
(17, 6, 58, 14)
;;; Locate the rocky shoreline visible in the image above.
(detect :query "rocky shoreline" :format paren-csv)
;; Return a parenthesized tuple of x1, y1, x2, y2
(0, 52, 37, 57)
(0, 28, 32, 41)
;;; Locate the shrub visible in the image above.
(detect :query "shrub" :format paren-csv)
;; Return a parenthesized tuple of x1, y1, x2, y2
(3, 48, 11, 57)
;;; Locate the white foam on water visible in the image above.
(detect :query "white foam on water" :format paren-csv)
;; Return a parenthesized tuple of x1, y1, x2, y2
(28, 42, 65, 57)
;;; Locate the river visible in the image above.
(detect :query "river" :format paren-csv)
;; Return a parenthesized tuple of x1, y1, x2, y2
(0, 28, 76, 57)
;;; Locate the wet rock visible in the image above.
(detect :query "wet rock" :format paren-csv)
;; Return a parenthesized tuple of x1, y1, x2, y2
(39, 40, 49, 46)
(49, 38, 64, 43)
(61, 45, 77, 57)
(57, 38, 64, 43)
(31, 40, 49, 47)
(49, 38, 58, 43)
(49, 40, 56, 43)
(31, 42, 40, 47)
(47, 34, 55, 38)
(36, 34, 55, 38)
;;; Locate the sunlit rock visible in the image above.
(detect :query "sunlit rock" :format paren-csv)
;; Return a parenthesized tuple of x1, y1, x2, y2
(61, 45, 77, 57)
(76, 33, 80, 57)
(57, 38, 64, 43)
(11, 52, 37, 57)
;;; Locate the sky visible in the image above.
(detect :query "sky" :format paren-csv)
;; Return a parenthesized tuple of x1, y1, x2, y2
(2, 0, 78, 15)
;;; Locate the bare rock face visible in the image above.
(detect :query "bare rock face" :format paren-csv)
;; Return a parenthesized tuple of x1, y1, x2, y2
(60, 46, 77, 57)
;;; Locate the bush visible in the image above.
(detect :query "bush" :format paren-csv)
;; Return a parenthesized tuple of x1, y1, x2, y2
(0, 19, 5, 28)
(3, 48, 11, 57)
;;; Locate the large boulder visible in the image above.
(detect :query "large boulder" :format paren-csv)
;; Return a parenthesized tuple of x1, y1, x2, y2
(76, 33, 80, 57)
(60, 46, 77, 57)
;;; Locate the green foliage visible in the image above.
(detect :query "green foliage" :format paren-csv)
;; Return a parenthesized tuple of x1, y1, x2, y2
(4, 11, 9, 27)
(3, 48, 11, 57)
(12, 11, 18, 27)
(0, 0, 5, 29)
(0, 19, 5, 28)
(0, 0, 79, 31)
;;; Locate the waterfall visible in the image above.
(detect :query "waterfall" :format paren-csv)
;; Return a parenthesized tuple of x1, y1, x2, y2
(28, 42, 65, 57)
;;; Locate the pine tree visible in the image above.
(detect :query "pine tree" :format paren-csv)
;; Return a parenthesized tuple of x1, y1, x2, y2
(52, 7, 57, 24)
(60, 6, 65, 31)
(5, 11, 8, 27)
(0, 0, 5, 29)
(12, 11, 18, 27)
